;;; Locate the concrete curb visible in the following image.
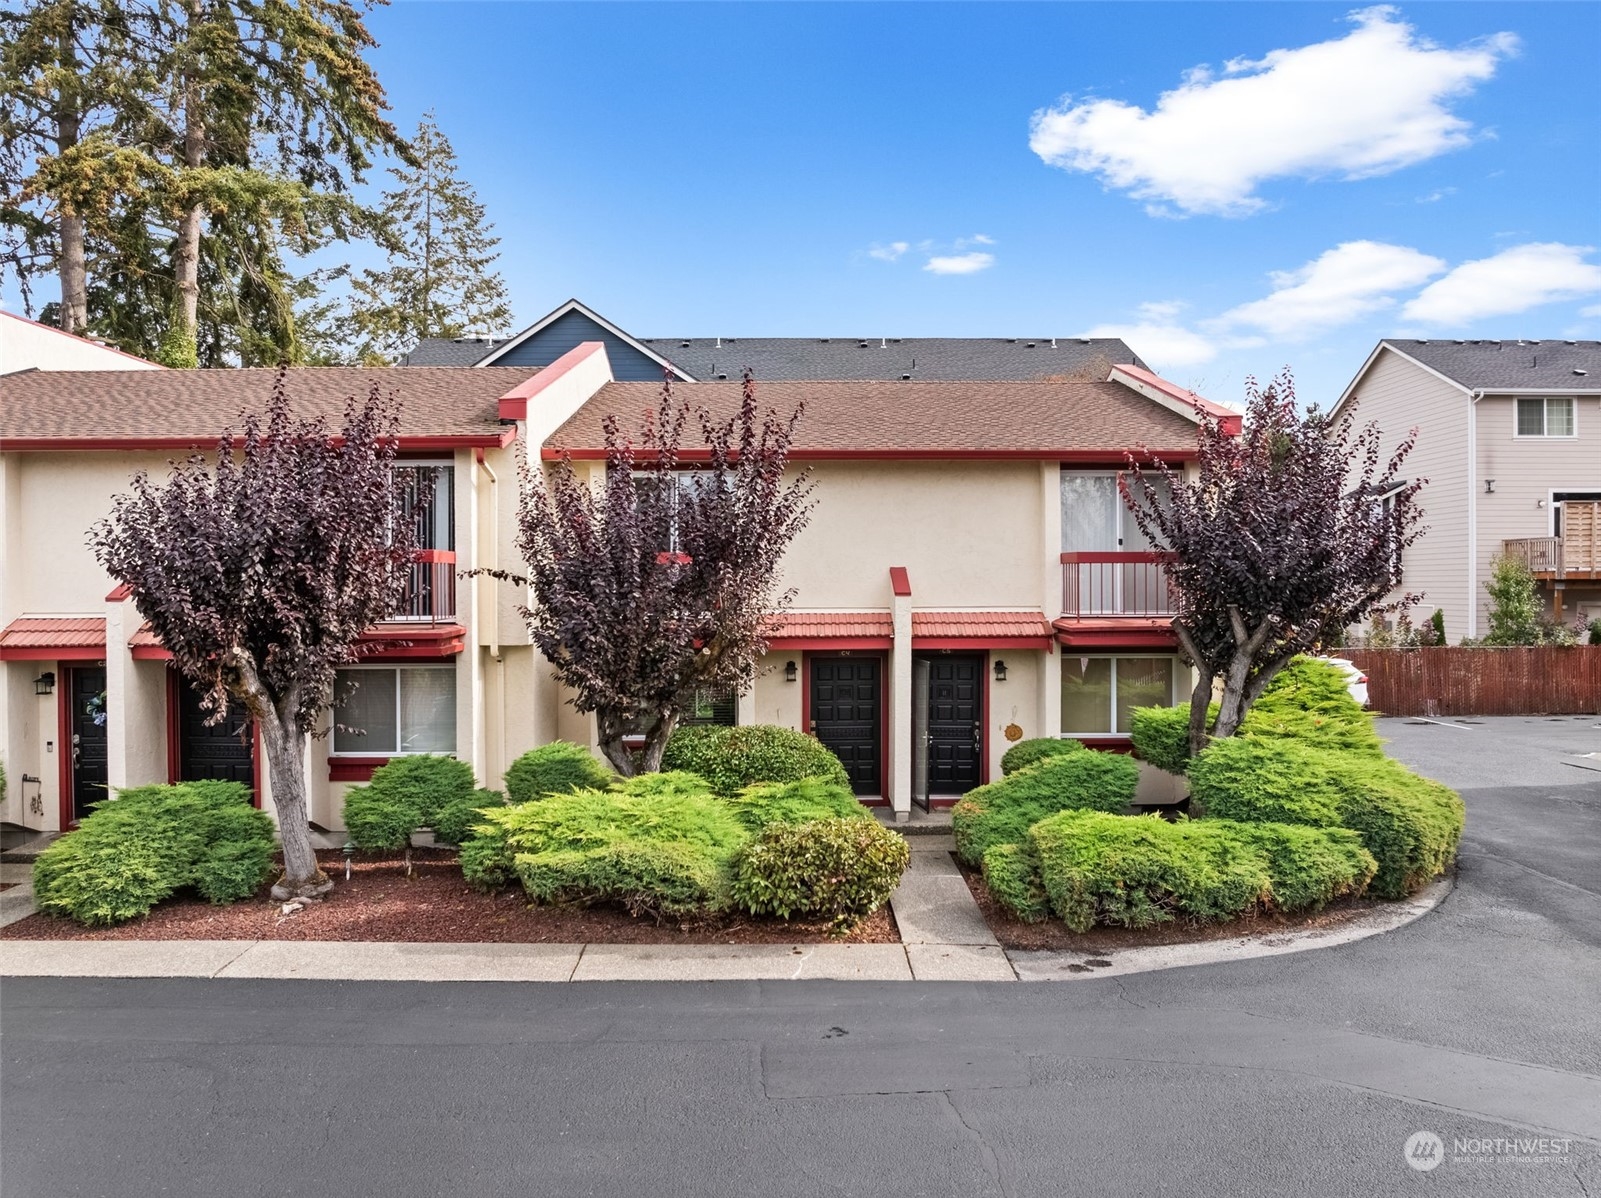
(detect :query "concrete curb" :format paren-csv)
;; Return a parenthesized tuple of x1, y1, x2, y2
(0, 875, 1452, 983)
(1009, 874, 1455, 982)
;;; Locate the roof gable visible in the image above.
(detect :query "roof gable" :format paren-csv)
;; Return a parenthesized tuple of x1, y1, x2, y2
(1336, 339, 1601, 413)
(474, 299, 691, 381)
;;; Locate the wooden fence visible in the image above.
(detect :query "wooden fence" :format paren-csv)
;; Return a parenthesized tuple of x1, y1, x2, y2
(1346, 646, 1601, 717)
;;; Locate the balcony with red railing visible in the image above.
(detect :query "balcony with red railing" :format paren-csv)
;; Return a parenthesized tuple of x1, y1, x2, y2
(1055, 551, 1179, 648)
(390, 549, 458, 623)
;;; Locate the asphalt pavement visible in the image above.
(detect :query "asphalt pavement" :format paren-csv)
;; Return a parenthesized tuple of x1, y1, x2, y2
(3, 716, 1598, 1197)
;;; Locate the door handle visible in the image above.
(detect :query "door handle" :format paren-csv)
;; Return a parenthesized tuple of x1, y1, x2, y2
(809, 720, 818, 735)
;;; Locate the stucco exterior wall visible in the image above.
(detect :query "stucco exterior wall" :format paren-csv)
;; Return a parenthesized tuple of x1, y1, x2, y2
(780, 461, 1047, 609)
(1342, 348, 1472, 638)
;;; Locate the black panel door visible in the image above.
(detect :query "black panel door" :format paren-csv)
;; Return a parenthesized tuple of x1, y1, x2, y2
(926, 654, 983, 794)
(69, 666, 108, 822)
(179, 680, 256, 793)
(810, 657, 881, 796)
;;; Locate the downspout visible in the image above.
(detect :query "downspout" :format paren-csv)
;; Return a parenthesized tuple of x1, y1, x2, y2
(476, 448, 504, 773)
(1466, 389, 1483, 639)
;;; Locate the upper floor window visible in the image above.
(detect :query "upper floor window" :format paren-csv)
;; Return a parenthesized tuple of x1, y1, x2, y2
(394, 463, 455, 551)
(1515, 397, 1576, 438)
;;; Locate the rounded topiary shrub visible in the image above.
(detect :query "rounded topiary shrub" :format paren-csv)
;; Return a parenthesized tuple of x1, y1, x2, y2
(999, 737, 1086, 776)
(660, 724, 849, 796)
(1129, 704, 1213, 774)
(503, 741, 614, 803)
(951, 750, 1140, 866)
(367, 753, 476, 823)
(475, 788, 751, 916)
(433, 789, 507, 847)
(731, 817, 909, 934)
(980, 842, 1050, 923)
(32, 781, 274, 925)
(1187, 737, 1464, 898)
(342, 785, 423, 851)
(722, 778, 869, 831)
(1026, 809, 1375, 932)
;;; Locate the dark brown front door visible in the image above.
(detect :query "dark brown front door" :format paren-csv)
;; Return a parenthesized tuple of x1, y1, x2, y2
(69, 665, 109, 822)
(925, 654, 983, 794)
(178, 679, 256, 794)
(810, 656, 881, 796)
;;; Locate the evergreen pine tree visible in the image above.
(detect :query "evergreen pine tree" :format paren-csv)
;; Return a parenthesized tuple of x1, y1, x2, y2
(345, 112, 511, 364)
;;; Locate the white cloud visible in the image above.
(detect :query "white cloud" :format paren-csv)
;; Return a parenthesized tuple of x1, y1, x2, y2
(1402, 243, 1601, 324)
(1028, 7, 1517, 216)
(1077, 321, 1218, 367)
(954, 233, 996, 249)
(1416, 186, 1457, 203)
(924, 252, 995, 276)
(867, 241, 909, 262)
(1211, 241, 1446, 340)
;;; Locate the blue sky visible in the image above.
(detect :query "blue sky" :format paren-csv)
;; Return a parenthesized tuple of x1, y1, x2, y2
(24, 3, 1601, 405)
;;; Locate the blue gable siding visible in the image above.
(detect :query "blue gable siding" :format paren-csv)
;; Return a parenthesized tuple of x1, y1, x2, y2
(488, 309, 679, 380)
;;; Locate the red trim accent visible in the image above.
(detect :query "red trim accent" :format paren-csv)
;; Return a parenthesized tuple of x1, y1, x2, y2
(889, 566, 911, 597)
(1060, 551, 1174, 564)
(106, 583, 132, 601)
(0, 644, 105, 661)
(131, 644, 174, 661)
(57, 666, 75, 830)
(1054, 625, 1180, 650)
(767, 636, 894, 650)
(980, 650, 991, 786)
(358, 624, 467, 658)
(1, 430, 517, 453)
(543, 447, 1197, 463)
(912, 636, 1055, 650)
(1110, 363, 1242, 434)
(328, 756, 390, 783)
(165, 672, 182, 784)
(498, 342, 608, 421)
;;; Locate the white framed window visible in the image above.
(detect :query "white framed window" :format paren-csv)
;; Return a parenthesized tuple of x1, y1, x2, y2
(1060, 655, 1184, 737)
(1514, 397, 1576, 438)
(332, 665, 456, 755)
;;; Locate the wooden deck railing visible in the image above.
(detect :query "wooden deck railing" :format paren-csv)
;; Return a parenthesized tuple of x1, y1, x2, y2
(1502, 536, 1564, 576)
(1060, 552, 1177, 617)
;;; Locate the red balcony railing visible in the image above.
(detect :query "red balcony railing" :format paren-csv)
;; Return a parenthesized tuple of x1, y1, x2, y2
(1061, 551, 1177, 617)
(391, 549, 457, 622)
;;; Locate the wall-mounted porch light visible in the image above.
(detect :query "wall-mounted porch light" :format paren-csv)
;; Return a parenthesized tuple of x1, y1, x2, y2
(993, 660, 1008, 683)
(784, 660, 798, 683)
(34, 671, 55, 696)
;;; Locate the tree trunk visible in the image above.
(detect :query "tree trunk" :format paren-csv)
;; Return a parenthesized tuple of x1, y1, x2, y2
(595, 709, 638, 777)
(1185, 668, 1213, 757)
(58, 210, 88, 334)
(639, 710, 679, 774)
(257, 709, 329, 897)
(174, 1, 203, 341)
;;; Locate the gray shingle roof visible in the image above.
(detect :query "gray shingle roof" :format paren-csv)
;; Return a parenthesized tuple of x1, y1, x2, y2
(401, 328, 1146, 380)
(637, 336, 1143, 381)
(400, 337, 505, 366)
(1386, 339, 1601, 391)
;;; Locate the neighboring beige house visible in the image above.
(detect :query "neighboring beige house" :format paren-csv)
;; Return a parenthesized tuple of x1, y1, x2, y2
(0, 345, 1225, 833)
(1334, 339, 1601, 640)
(1, 311, 162, 373)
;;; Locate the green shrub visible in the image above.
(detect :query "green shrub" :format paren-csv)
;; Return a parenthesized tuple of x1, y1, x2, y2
(615, 771, 713, 800)
(999, 737, 1086, 775)
(433, 789, 507, 847)
(661, 724, 849, 795)
(1243, 657, 1382, 756)
(952, 751, 1140, 866)
(1129, 704, 1211, 774)
(342, 786, 422, 851)
(723, 778, 869, 831)
(731, 817, 909, 934)
(32, 782, 274, 925)
(367, 754, 476, 823)
(980, 842, 1050, 923)
(503, 741, 614, 803)
(477, 788, 750, 916)
(1028, 809, 1377, 932)
(459, 831, 514, 891)
(1188, 738, 1464, 898)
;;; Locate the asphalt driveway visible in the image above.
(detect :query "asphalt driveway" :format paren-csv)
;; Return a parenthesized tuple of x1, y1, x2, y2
(3, 716, 1598, 1197)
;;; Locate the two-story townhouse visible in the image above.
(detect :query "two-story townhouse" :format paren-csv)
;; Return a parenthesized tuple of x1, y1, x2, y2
(1335, 340, 1601, 640)
(0, 343, 1226, 834)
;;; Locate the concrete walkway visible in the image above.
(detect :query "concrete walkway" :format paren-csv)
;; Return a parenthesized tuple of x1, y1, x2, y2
(887, 834, 1015, 981)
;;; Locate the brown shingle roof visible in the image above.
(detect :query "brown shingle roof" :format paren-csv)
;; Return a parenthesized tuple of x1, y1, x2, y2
(0, 368, 536, 447)
(544, 379, 1199, 458)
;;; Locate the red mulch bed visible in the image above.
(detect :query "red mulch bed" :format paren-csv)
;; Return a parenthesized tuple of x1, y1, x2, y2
(958, 859, 1383, 953)
(0, 849, 898, 944)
